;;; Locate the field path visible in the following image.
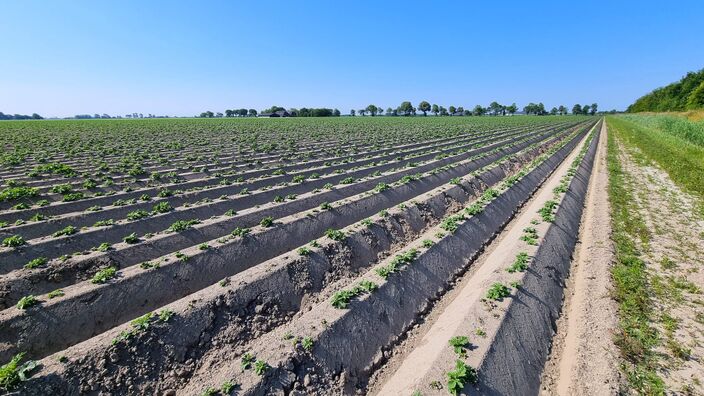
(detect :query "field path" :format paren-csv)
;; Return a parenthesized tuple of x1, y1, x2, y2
(540, 120, 622, 395)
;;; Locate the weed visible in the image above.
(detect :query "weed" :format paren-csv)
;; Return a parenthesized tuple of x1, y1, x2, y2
(475, 328, 486, 337)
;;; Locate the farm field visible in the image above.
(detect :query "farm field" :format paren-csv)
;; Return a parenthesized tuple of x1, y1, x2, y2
(0, 115, 607, 394)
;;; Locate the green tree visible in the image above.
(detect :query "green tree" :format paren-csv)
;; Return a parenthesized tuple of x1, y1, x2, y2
(550, 107, 558, 115)
(398, 101, 414, 116)
(350, 109, 355, 116)
(448, 105, 456, 114)
(386, 107, 393, 116)
(572, 104, 582, 115)
(507, 103, 517, 115)
(688, 82, 704, 109)
(366, 104, 378, 116)
(418, 101, 431, 116)
(590, 103, 598, 115)
(472, 105, 485, 116)
(248, 109, 257, 117)
(558, 105, 567, 115)
(431, 104, 439, 116)
(582, 104, 590, 115)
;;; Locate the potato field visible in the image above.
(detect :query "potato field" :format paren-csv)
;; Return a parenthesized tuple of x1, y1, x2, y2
(0, 116, 601, 395)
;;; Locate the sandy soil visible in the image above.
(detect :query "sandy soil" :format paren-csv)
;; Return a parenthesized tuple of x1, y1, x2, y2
(620, 140, 704, 395)
(540, 120, 622, 395)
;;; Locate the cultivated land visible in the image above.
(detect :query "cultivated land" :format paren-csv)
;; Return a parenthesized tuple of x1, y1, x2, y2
(2, 114, 699, 395)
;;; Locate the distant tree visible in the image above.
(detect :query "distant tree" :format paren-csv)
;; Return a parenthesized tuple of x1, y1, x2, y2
(439, 106, 449, 116)
(248, 109, 257, 117)
(398, 101, 414, 116)
(590, 103, 598, 115)
(488, 102, 502, 116)
(507, 103, 517, 115)
(225, 109, 233, 117)
(558, 105, 567, 115)
(571, 104, 581, 115)
(377, 107, 384, 116)
(457, 106, 464, 114)
(550, 107, 558, 115)
(472, 105, 485, 116)
(582, 105, 590, 115)
(31, 113, 43, 119)
(386, 107, 393, 116)
(333, 109, 341, 117)
(449, 105, 456, 114)
(263, 106, 285, 114)
(358, 109, 366, 116)
(431, 104, 439, 116)
(366, 104, 378, 116)
(350, 109, 356, 116)
(418, 101, 431, 116)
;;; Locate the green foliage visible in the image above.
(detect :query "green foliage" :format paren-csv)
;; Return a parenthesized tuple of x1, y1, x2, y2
(168, 219, 200, 232)
(325, 228, 345, 241)
(538, 200, 558, 222)
(91, 266, 117, 284)
(152, 201, 173, 214)
(259, 216, 274, 227)
(628, 68, 704, 112)
(486, 282, 511, 301)
(127, 210, 150, 220)
(16, 295, 39, 309)
(507, 252, 530, 273)
(302, 336, 314, 351)
(254, 360, 268, 375)
(0, 186, 38, 202)
(24, 257, 48, 269)
(48, 289, 64, 299)
(448, 335, 470, 356)
(52, 225, 77, 237)
(0, 353, 38, 391)
(2, 235, 25, 248)
(123, 232, 139, 243)
(446, 360, 478, 395)
(231, 227, 250, 237)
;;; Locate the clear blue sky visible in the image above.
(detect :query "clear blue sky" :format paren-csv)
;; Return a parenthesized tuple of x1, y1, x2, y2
(2, 0, 703, 117)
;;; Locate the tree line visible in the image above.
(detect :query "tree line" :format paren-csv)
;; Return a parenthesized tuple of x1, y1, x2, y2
(200, 101, 600, 118)
(0, 112, 43, 120)
(628, 68, 704, 112)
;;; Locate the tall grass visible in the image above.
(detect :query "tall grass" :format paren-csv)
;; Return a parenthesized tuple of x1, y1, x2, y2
(620, 114, 704, 147)
(609, 115, 704, 216)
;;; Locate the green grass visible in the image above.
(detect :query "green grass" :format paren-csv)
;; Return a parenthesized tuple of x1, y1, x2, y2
(606, 118, 664, 394)
(609, 115, 704, 216)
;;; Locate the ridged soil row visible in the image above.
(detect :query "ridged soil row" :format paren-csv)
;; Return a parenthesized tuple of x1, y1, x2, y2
(0, 123, 590, 363)
(373, 120, 600, 396)
(0, 124, 551, 238)
(15, 120, 595, 395)
(0, 127, 570, 314)
(215, 120, 594, 396)
(0, 130, 476, 200)
(0, 123, 547, 221)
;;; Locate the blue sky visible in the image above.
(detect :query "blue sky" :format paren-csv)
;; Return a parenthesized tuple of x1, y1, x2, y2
(2, 1, 703, 117)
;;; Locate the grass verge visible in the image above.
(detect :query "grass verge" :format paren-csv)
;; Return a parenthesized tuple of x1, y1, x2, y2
(608, 115, 704, 217)
(606, 118, 664, 394)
